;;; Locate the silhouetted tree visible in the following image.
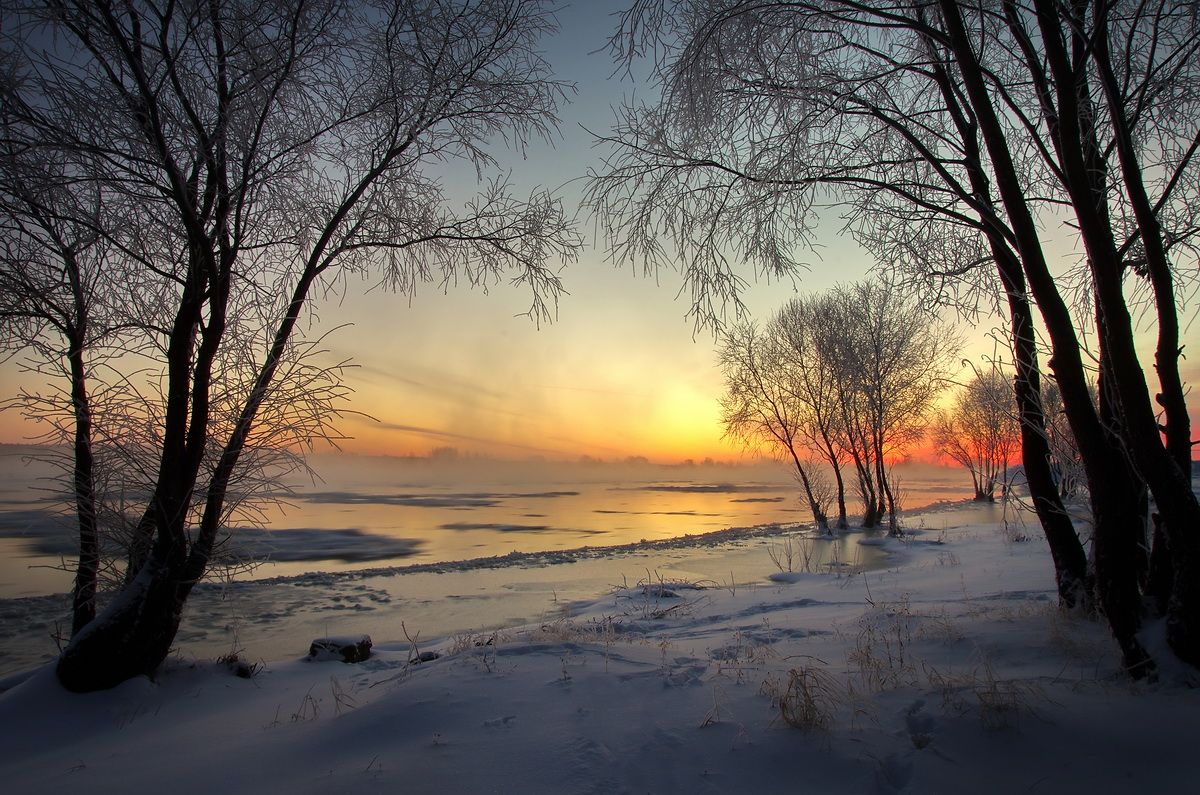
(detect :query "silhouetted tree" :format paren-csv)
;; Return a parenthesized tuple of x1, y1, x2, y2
(720, 282, 955, 533)
(587, 0, 1198, 676)
(0, 151, 116, 635)
(1, 0, 580, 692)
(934, 367, 1019, 502)
(718, 321, 833, 529)
(773, 297, 850, 529)
(811, 282, 957, 533)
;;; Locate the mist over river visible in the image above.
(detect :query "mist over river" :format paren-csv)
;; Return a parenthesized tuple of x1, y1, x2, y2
(0, 446, 983, 675)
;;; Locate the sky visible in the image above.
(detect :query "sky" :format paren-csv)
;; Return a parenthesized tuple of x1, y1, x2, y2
(0, 1, 1195, 464)
(261, 0, 916, 462)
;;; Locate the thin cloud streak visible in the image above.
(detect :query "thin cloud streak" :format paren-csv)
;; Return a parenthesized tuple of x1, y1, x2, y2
(347, 358, 510, 404)
(362, 418, 568, 457)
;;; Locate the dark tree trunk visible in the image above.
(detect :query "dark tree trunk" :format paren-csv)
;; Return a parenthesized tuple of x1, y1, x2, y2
(940, 0, 1155, 675)
(67, 334, 99, 637)
(57, 254, 213, 690)
(918, 34, 1088, 601)
(995, 248, 1091, 610)
(845, 439, 879, 527)
(58, 551, 186, 691)
(57, 228, 325, 689)
(1026, 0, 1200, 668)
(124, 512, 156, 586)
(789, 448, 828, 531)
(830, 458, 849, 530)
(57, 243, 100, 637)
(1091, 2, 1192, 479)
(861, 498, 882, 529)
(1088, 360, 1153, 676)
(871, 440, 899, 534)
(880, 464, 900, 535)
(859, 475, 882, 529)
(1145, 513, 1173, 616)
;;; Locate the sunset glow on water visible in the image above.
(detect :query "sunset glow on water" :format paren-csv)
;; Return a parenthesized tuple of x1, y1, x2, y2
(0, 448, 977, 600)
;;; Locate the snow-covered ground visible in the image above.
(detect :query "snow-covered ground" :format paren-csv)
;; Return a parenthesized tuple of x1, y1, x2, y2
(1, 501, 1196, 794)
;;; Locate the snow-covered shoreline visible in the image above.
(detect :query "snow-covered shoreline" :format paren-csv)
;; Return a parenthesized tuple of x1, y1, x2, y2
(0, 514, 891, 679)
(2, 500, 1195, 794)
(0, 498, 990, 680)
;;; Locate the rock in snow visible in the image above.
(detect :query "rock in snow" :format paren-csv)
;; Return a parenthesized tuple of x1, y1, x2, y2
(307, 634, 372, 663)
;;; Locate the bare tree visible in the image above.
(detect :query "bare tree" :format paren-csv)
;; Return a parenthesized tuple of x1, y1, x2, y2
(0, 155, 119, 635)
(934, 366, 1019, 502)
(587, 0, 1199, 676)
(721, 282, 954, 533)
(812, 281, 958, 533)
(1, 0, 580, 692)
(718, 321, 832, 529)
(0, 149, 346, 628)
(773, 296, 850, 529)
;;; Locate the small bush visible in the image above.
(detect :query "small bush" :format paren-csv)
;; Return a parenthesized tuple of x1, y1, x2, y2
(217, 651, 262, 679)
(769, 665, 842, 732)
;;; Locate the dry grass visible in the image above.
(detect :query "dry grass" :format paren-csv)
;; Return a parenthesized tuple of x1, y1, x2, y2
(216, 650, 262, 679)
(611, 570, 712, 620)
(924, 660, 1049, 730)
(767, 535, 816, 574)
(763, 664, 843, 733)
(847, 596, 918, 692)
(711, 628, 777, 684)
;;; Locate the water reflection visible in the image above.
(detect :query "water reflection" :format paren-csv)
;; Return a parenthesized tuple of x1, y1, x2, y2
(0, 450, 976, 597)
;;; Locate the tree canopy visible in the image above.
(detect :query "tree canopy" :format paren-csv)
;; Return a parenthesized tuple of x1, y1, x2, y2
(588, 0, 1199, 677)
(0, 0, 580, 691)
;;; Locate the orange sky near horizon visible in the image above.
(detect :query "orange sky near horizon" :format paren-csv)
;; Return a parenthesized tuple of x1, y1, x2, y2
(1, 2, 1197, 467)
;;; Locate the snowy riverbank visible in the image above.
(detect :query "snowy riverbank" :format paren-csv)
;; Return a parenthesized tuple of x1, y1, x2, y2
(2, 501, 1196, 793)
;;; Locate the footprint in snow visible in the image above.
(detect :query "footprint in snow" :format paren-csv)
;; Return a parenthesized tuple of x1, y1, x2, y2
(904, 699, 935, 749)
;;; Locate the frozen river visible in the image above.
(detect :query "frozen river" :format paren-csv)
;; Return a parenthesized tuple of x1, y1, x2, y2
(0, 447, 981, 677)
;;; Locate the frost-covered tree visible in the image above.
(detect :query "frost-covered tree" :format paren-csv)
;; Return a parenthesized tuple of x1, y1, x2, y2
(0, 0, 580, 692)
(721, 283, 954, 533)
(773, 297, 850, 529)
(719, 321, 834, 529)
(587, 0, 1199, 677)
(934, 368, 1019, 502)
(810, 282, 957, 532)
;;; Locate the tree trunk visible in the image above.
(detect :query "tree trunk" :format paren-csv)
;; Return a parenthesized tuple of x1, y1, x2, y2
(873, 437, 899, 535)
(830, 457, 849, 530)
(941, 0, 1155, 674)
(995, 249, 1091, 610)
(844, 439, 879, 527)
(918, 29, 1092, 610)
(58, 258, 212, 689)
(1091, 1, 1192, 478)
(1026, 0, 1200, 668)
(1088, 359, 1154, 677)
(67, 335, 99, 637)
(1145, 513, 1172, 617)
(788, 448, 828, 531)
(57, 550, 185, 692)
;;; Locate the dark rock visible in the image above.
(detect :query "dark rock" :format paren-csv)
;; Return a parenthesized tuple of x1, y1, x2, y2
(308, 634, 372, 663)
